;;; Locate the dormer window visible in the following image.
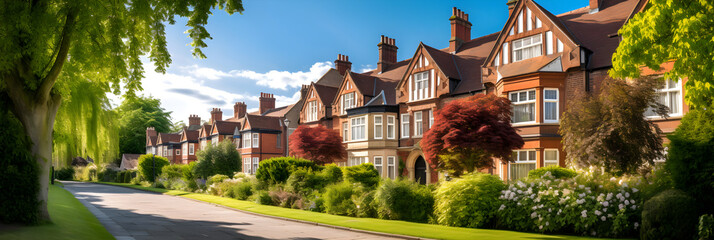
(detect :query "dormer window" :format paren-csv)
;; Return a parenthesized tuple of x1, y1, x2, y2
(513, 34, 542, 62)
(341, 92, 355, 115)
(306, 100, 318, 122)
(411, 71, 431, 101)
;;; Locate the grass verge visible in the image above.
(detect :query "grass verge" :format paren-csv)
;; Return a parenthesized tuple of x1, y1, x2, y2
(0, 184, 114, 240)
(100, 182, 616, 240)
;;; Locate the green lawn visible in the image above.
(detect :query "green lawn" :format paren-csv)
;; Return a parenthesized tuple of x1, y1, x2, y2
(101, 182, 617, 240)
(0, 183, 114, 240)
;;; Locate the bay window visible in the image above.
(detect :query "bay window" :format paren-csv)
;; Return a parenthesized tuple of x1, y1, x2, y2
(414, 111, 423, 136)
(511, 89, 536, 124)
(387, 116, 395, 139)
(387, 156, 396, 179)
(342, 122, 348, 142)
(341, 92, 355, 115)
(243, 158, 251, 174)
(646, 79, 682, 117)
(189, 144, 194, 155)
(513, 34, 542, 62)
(351, 116, 366, 141)
(348, 157, 367, 166)
(374, 115, 383, 139)
(374, 156, 383, 176)
(544, 88, 559, 122)
(401, 113, 410, 138)
(509, 150, 537, 180)
(544, 149, 559, 167)
(252, 133, 259, 148)
(252, 157, 259, 174)
(243, 133, 251, 148)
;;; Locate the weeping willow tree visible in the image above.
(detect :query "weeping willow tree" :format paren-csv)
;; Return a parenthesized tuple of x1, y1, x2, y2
(52, 79, 119, 168)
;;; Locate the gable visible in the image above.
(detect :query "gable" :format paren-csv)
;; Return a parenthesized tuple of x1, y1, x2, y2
(396, 44, 452, 103)
(332, 73, 363, 106)
(300, 84, 322, 114)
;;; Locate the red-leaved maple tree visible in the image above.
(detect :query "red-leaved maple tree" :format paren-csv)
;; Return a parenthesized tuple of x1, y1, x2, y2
(421, 93, 524, 177)
(289, 125, 346, 165)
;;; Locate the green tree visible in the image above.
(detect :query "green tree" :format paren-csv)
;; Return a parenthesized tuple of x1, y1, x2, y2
(610, 0, 714, 108)
(170, 120, 187, 133)
(194, 140, 241, 178)
(137, 154, 169, 182)
(116, 95, 172, 154)
(0, 1, 244, 220)
(560, 77, 667, 175)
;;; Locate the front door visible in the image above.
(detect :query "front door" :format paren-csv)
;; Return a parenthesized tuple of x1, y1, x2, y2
(414, 156, 427, 185)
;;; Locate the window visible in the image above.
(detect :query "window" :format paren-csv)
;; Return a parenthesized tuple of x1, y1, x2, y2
(176, 149, 180, 156)
(412, 71, 430, 101)
(414, 111, 423, 136)
(646, 79, 682, 117)
(341, 92, 355, 115)
(545, 31, 553, 55)
(509, 150, 537, 180)
(189, 144, 194, 155)
(243, 133, 251, 149)
(387, 116, 395, 139)
(502, 43, 509, 64)
(243, 158, 251, 174)
(342, 122, 348, 142)
(351, 117, 366, 140)
(387, 157, 396, 179)
(510, 89, 536, 124)
(348, 157, 367, 166)
(557, 39, 563, 53)
(526, 8, 532, 31)
(183, 144, 188, 156)
(276, 133, 281, 148)
(374, 156, 383, 176)
(163, 148, 167, 156)
(428, 110, 434, 129)
(252, 133, 259, 148)
(544, 88, 559, 122)
(374, 115, 383, 139)
(252, 157, 259, 174)
(306, 101, 318, 122)
(212, 135, 219, 146)
(201, 141, 207, 150)
(513, 34, 542, 62)
(401, 114, 410, 138)
(517, 11, 523, 33)
(544, 149, 559, 167)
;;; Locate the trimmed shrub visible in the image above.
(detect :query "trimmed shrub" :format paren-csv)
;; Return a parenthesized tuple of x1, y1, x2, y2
(374, 178, 434, 222)
(666, 108, 714, 214)
(323, 182, 358, 216)
(98, 167, 118, 182)
(255, 157, 320, 184)
(232, 181, 253, 200)
(137, 154, 169, 182)
(194, 140, 242, 178)
(181, 162, 198, 191)
(286, 168, 326, 196)
(528, 166, 577, 179)
(700, 214, 714, 240)
(343, 163, 380, 189)
(321, 164, 343, 184)
(356, 190, 377, 218)
(435, 173, 505, 228)
(256, 191, 274, 205)
(641, 189, 697, 240)
(160, 164, 183, 179)
(0, 108, 39, 224)
(56, 167, 75, 180)
(206, 174, 229, 187)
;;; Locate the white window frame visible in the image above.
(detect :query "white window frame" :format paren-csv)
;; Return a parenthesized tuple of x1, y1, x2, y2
(412, 71, 430, 101)
(646, 78, 683, 118)
(387, 116, 395, 139)
(374, 156, 383, 177)
(176, 149, 180, 156)
(252, 133, 259, 148)
(374, 115, 383, 139)
(243, 133, 251, 149)
(252, 157, 259, 174)
(510, 89, 537, 124)
(189, 144, 195, 155)
(544, 149, 559, 167)
(243, 158, 251, 174)
(414, 111, 423, 137)
(342, 122, 349, 142)
(512, 34, 542, 62)
(428, 110, 434, 129)
(557, 39, 563, 53)
(509, 150, 537, 180)
(526, 8, 532, 31)
(401, 113, 410, 138)
(387, 156, 396, 179)
(306, 100, 318, 122)
(543, 88, 559, 123)
(351, 116, 367, 141)
(517, 10, 523, 33)
(545, 31, 553, 55)
(341, 92, 355, 115)
(182, 144, 188, 156)
(276, 133, 281, 148)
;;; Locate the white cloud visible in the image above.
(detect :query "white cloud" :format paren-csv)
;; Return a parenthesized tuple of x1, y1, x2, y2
(183, 61, 333, 90)
(359, 64, 375, 73)
(185, 65, 231, 80)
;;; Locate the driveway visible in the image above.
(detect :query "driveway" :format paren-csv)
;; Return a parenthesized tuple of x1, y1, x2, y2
(62, 181, 401, 240)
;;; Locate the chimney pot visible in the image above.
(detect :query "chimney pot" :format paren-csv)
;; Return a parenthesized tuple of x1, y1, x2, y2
(259, 92, 276, 115)
(377, 35, 398, 73)
(449, 7, 472, 53)
(335, 54, 352, 75)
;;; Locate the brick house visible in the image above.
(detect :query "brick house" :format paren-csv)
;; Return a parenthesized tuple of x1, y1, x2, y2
(156, 132, 182, 164)
(298, 63, 345, 129)
(145, 127, 158, 155)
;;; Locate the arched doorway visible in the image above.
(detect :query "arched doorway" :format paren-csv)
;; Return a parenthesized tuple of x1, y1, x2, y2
(414, 156, 427, 185)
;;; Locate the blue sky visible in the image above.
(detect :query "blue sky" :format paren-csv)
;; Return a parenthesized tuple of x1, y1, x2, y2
(124, 0, 589, 123)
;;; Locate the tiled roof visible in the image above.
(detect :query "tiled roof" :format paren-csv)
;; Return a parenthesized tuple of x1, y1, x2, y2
(315, 68, 344, 88)
(120, 154, 141, 170)
(262, 104, 292, 117)
(199, 124, 212, 138)
(313, 84, 339, 106)
(212, 121, 241, 135)
(244, 114, 282, 131)
(182, 128, 199, 142)
(157, 133, 181, 144)
(147, 136, 157, 146)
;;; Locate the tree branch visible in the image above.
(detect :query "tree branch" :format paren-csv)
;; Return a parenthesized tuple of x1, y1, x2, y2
(37, 7, 77, 102)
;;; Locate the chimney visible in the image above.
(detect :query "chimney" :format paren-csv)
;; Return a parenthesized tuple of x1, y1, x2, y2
(300, 85, 310, 101)
(259, 92, 276, 115)
(449, 7, 472, 53)
(233, 102, 247, 119)
(146, 127, 157, 138)
(507, 0, 518, 17)
(589, 0, 601, 12)
(210, 108, 223, 123)
(377, 35, 398, 73)
(335, 54, 352, 76)
(188, 114, 201, 126)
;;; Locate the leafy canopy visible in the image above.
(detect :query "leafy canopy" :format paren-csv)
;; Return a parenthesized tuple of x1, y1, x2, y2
(421, 94, 523, 177)
(137, 154, 169, 182)
(116, 95, 172, 154)
(289, 125, 346, 165)
(610, 0, 714, 108)
(560, 77, 666, 175)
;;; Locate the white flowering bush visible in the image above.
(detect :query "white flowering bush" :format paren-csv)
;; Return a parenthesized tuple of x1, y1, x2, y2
(496, 169, 642, 238)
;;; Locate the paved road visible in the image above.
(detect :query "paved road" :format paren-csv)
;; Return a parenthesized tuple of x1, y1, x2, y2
(63, 181, 401, 240)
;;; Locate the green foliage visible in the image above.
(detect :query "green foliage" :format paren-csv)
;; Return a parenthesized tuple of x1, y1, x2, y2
(286, 168, 326, 196)
(611, 0, 714, 107)
(193, 140, 241, 179)
(641, 189, 697, 240)
(560, 77, 666, 175)
(343, 163, 380, 189)
(206, 174, 229, 187)
(232, 181, 253, 200)
(666, 108, 714, 214)
(255, 157, 320, 184)
(97, 167, 118, 182)
(55, 167, 75, 181)
(527, 166, 577, 179)
(0, 108, 39, 224)
(323, 182, 358, 216)
(356, 190, 377, 218)
(374, 178, 434, 223)
(638, 165, 673, 202)
(116, 95, 172, 155)
(256, 191, 274, 205)
(435, 173, 505, 228)
(269, 187, 303, 209)
(160, 164, 183, 179)
(321, 164, 343, 184)
(700, 214, 714, 240)
(181, 162, 198, 191)
(137, 154, 169, 182)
